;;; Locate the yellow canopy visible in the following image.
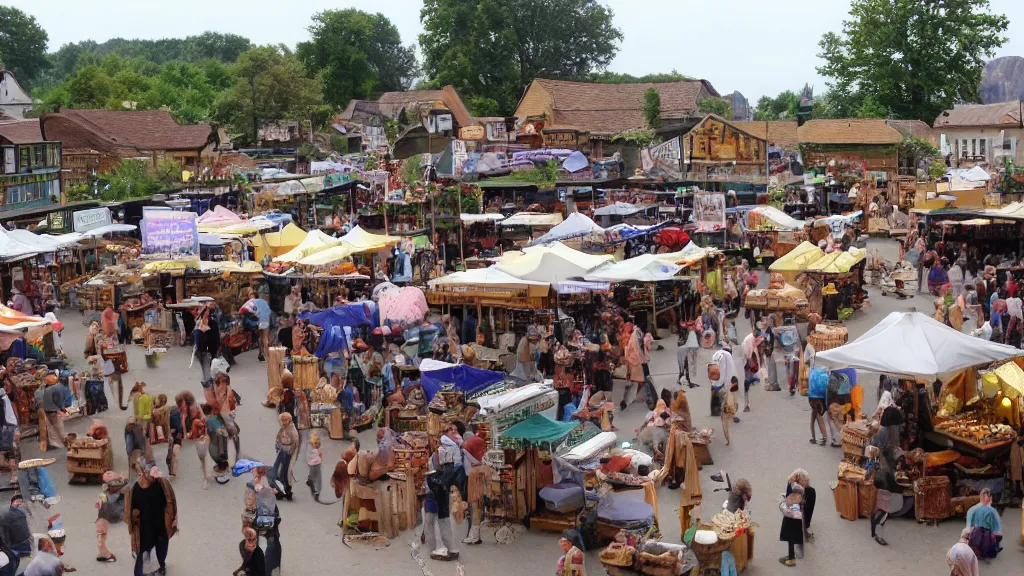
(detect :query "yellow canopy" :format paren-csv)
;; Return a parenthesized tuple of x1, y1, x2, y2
(805, 247, 866, 273)
(295, 226, 400, 267)
(273, 229, 343, 263)
(991, 361, 1024, 399)
(250, 223, 306, 261)
(769, 241, 824, 282)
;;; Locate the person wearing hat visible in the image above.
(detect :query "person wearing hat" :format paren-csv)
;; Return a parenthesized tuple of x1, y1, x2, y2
(510, 326, 542, 383)
(0, 494, 31, 572)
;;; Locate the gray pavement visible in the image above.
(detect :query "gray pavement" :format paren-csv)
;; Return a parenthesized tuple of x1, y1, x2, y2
(23, 238, 1022, 575)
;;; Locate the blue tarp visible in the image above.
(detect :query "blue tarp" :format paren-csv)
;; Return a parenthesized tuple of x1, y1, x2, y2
(300, 304, 375, 357)
(420, 364, 505, 400)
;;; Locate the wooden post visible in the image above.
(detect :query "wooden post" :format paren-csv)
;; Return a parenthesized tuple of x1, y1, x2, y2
(651, 282, 660, 340)
(457, 186, 465, 269)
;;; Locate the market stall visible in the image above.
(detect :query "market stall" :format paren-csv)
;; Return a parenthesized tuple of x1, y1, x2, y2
(742, 205, 807, 261)
(816, 312, 1024, 523)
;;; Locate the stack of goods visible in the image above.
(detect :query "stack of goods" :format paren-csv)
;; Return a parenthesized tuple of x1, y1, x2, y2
(807, 324, 848, 351)
(711, 508, 755, 573)
(67, 437, 112, 483)
(840, 420, 872, 463)
(934, 413, 1016, 446)
(393, 432, 430, 493)
(742, 283, 809, 311)
(837, 461, 869, 482)
(292, 356, 320, 389)
(308, 383, 338, 428)
(913, 476, 952, 521)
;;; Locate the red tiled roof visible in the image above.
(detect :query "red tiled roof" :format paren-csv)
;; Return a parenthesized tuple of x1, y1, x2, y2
(733, 121, 800, 149)
(375, 86, 475, 129)
(934, 100, 1022, 128)
(531, 78, 718, 134)
(797, 119, 903, 145)
(43, 109, 212, 151)
(0, 119, 44, 144)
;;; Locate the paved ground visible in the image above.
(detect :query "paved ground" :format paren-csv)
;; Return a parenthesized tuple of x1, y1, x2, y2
(21, 238, 1022, 575)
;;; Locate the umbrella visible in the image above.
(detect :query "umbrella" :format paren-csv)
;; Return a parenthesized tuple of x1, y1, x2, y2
(232, 459, 267, 476)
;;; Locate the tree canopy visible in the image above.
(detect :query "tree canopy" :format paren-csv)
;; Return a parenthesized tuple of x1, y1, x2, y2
(420, 0, 622, 114)
(0, 6, 50, 85)
(33, 54, 233, 123)
(297, 9, 418, 108)
(214, 46, 323, 146)
(817, 0, 1008, 122)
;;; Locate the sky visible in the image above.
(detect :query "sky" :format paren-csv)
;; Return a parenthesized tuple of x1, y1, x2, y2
(8, 0, 1024, 103)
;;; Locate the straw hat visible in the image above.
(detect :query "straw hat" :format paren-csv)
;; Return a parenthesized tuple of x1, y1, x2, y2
(821, 283, 839, 296)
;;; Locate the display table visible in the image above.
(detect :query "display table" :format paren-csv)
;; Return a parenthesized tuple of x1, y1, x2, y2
(930, 429, 1013, 459)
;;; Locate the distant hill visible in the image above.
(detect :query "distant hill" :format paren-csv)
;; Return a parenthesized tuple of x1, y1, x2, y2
(981, 56, 1024, 104)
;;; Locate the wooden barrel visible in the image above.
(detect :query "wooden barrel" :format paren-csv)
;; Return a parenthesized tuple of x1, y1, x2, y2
(267, 346, 286, 391)
(293, 356, 320, 390)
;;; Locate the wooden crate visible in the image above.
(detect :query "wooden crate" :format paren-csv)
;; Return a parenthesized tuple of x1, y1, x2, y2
(913, 476, 952, 521)
(832, 479, 859, 521)
(858, 481, 877, 518)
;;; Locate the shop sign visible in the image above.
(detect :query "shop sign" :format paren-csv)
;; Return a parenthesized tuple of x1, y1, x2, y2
(459, 125, 485, 141)
(694, 192, 726, 227)
(47, 211, 66, 232)
(73, 207, 112, 232)
(141, 209, 198, 255)
(542, 130, 580, 149)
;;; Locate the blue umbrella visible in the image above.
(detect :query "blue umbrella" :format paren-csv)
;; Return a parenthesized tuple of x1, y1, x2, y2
(232, 459, 266, 477)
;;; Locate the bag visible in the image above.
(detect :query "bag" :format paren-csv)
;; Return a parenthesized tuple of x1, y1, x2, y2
(612, 364, 628, 380)
(745, 355, 759, 374)
(103, 359, 116, 376)
(0, 423, 16, 453)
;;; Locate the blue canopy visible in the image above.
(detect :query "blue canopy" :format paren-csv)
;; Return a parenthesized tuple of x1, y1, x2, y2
(300, 303, 375, 357)
(421, 364, 505, 400)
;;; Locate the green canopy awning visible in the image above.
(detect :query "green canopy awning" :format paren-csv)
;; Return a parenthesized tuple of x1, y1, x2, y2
(501, 414, 579, 444)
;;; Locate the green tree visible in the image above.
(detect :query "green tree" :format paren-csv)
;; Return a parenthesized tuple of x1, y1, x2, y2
(753, 90, 800, 121)
(215, 46, 323, 145)
(0, 6, 50, 84)
(420, 0, 622, 114)
(643, 88, 661, 129)
(698, 98, 732, 119)
(588, 70, 694, 84)
(818, 0, 1008, 122)
(297, 9, 417, 108)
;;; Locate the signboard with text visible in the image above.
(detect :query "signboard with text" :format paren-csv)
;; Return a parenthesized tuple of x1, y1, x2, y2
(73, 207, 112, 232)
(141, 209, 198, 255)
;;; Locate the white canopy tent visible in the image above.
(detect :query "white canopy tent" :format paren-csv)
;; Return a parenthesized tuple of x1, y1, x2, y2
(428, 266, 549, 289)
(460, 213, 505, 224)
(584, 253, 683, 282)
(0, 228, 40, 260)
(815, 312, 1022, 378)
(499, 212, 564, 227)
(530, 212, 604, 244)
(496, 241, 613, 285)
(594, 202, 643, 217)
(6, 229, 65, 252)
(747, 205, 806, 231)
(79, 223, 138, 237)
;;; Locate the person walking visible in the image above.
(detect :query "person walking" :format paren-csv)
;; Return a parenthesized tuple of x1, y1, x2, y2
(240, 290, 272, 362)
(740, 332, 763, 413)
(272, 413, 299, 501)
(779, 470, 806, 568)
(305, 432, 322, 501)
(965, 488, 1002, 558)
(947, 529, 980, 576)
(677, 320, 699, 388)
(193, 303, 219, 386)
(422, 429, 461, 561)
(39, 375, 67, 452)
(95, 471, 127, 562)
(125, 461, 177, 576)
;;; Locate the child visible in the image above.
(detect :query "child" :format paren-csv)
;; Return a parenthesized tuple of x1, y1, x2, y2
(721, 377, 738, 445)
(306, 432, 322, 500)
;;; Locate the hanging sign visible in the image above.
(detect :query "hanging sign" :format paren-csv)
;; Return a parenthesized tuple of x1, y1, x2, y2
(694, 192, 726, 227)
(141, 209, 198, 255)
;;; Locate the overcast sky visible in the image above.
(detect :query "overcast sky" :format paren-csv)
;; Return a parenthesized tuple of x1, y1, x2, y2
(9, 0, 1024, 102)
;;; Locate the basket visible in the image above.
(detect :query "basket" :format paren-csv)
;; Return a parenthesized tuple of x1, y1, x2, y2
(807, 325, 849, 351)
(840, 421, 872, 446)
(689, 524, 734, 566)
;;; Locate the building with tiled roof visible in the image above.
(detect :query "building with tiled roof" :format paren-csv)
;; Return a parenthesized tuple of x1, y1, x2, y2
(734, 121, 800, 150)
(797, 119, 903, 145)
(40, 109, 217, 186)
(0, 118, 63, 212)
(514, 78, 720, 138)
(934, 101, 1024, 167)
(0, 71, 33, 119)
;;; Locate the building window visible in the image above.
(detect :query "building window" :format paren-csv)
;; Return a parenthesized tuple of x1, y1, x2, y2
(18, 147, 28, 172)
(961, 139, 968, 157)
(971, 139, 976, 156)
(980, 139, 986, 157)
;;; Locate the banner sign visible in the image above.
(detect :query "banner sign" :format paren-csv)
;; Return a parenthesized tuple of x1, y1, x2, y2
(73, 207, 112, 232)
(694, 192, 726, 227)
(141, 209, 198, 255)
